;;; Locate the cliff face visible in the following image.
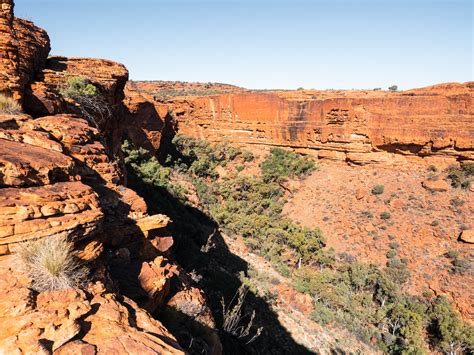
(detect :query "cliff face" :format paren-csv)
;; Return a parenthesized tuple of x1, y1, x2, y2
(0, 3, 216, 354)
(128, 81, 474, 165)
(0, 0, 50, 101)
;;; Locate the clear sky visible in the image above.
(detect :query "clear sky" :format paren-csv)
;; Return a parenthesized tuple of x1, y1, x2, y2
(15, 0, 473, 90)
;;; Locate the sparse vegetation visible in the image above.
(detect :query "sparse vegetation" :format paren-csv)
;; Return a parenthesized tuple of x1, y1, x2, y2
(427, 165, 437, 172)
(446, 250, 471, 274)
(372, 184, 385, 195)
(18, 236, 88, 292)
(122, 135, 474, 354)
(0, 93, 22, 114)
(380, 211, 391, 220)
(446, 164, 473, 189)
(450, 196, 465, 207)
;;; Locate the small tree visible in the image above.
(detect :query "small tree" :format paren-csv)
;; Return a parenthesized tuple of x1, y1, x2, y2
(388, 85, 398, 92)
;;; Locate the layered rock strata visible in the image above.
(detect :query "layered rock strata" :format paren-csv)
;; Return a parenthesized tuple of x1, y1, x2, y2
(127, 81, 474, 165)
(0, 2, 216, 353)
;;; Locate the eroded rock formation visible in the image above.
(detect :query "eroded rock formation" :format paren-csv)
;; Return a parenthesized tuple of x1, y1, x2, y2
(0, 2, 217, 353)
(126, 81, 474, 166)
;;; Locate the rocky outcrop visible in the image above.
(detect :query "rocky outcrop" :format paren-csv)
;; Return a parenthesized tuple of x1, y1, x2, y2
(0, 181, 102, 250)
(25, 56, 128, 118)
(0, 255, 184, 354)
(0, 3, 218, 352)
(127, 81, 474, 165)
(0, 0, 21, 99)
(0, 0, 50, 101)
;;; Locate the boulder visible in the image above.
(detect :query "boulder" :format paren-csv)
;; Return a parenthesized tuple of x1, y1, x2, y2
(459, 230, 474, 244)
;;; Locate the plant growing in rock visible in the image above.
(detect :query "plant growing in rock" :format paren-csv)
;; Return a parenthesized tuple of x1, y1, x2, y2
(18, 236, 88, 292)
(0, 93, 22, 114)
(60, 76, 111, 130)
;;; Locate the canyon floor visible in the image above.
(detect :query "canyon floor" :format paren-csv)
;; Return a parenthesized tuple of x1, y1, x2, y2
(281, 160, 473, 321)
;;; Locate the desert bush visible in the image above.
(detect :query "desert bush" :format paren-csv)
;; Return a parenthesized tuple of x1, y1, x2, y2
(450, 196, 465, 207)
(427, 165, 437, 172)
(242, 151, 254, 162)
(310, 302, 335, 325)
(60, 76, 110, 129)
(385, 257, 410, 285)
(261, 147, 316, 182)
(0, 93, 22, 114)
(60, 76, 98, 98)
(388, 85, 398, 92)
(380, 211, 391, 220)
(429, 296, 474, 354)
(18, 236, 88, 292)
(447, 165, 472, 189)
(371, 184, 385, 195)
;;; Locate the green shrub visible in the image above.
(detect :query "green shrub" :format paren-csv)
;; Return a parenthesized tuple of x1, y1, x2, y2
(386, 249, 397, 259)
(261, 148, 316, 183)
(450, 196, 465, 207)
(242, 151, 254, 162)
(310, 302, 335, 325)
(427, 165, 437, 172)
(60, 76, 98, 98)
(452, 257, 471, 274)
(371, 184, 385, 195)
(380, 211, 391, 220)
(447, 165, 472, 189)
(429, 296, 474, 354)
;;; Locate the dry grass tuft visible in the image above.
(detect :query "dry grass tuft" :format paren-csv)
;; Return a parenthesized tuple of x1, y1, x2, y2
(18, 237, 88, 292)
(0, 93, 22, 114)
(221, 285, 263, 344)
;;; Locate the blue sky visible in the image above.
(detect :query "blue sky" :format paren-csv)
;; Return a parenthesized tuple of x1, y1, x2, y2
(16, 0, 472, 90)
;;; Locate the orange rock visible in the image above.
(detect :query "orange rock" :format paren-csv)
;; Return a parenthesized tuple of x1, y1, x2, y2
(0, 138, 76, 187)
(422, 179, 449, 192)
(355, 188, 365, 200)
(459, 230, 474, 244)
(0, 255, 184, 354)
(0, 181, 102, 246)
(127, 81, 474, 164)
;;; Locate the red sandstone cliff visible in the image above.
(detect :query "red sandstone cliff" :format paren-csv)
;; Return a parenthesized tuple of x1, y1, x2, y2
(125, 81, 474, 166)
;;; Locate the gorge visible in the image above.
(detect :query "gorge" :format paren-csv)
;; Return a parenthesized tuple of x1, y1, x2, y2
(0, 1, 473, 354)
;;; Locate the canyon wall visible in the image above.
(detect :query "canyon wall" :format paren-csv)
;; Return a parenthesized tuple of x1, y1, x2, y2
(0, 3, 218, 353)
(126, 81, 474, 165)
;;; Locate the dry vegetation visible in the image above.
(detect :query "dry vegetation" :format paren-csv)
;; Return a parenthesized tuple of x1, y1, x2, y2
(0, 93, 22, 114)
(18, 236, 88, 292)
